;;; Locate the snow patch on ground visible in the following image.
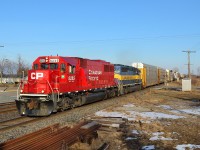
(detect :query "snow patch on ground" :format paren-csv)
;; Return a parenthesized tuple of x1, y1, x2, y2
(132, 130, 140, 134)
(123, 103, 135, 107)
(176, 144, 200, 150)
(179, 108, 200, 115)
(157, 105, 200, 116)
(95, 111, 128, 118)
(142, 145, 155, 150)
(149, 132, 175, 141)
(125, 137, 137, 141)
(95, 103, 185, 122)
(140, 112, 185, 119)
(171, 107, 200, 116)
(95, 110, 138, 121)
(158, 105, 173, 110)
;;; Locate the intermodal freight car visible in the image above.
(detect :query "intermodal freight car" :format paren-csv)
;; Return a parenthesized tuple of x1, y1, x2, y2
(16, 56, 142, 116)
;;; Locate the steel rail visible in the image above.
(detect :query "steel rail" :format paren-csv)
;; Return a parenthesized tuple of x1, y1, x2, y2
(0, 108, 17, 115)
(0, 102, 15, 107)
(0, 121, 100, 150)
(0, 117, 40, 132)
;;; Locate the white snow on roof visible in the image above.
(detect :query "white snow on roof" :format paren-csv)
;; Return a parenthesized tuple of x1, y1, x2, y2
(176, 144, 200, 150)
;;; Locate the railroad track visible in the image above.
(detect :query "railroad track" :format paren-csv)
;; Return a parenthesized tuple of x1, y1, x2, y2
(0, 87, 153, 144)
(0, 102, 17, 114)
(0, 102, 15, 107)
(0, 116, 39, 132)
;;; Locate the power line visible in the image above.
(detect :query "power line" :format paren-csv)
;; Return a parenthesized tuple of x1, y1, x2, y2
(2, 33, 200, 46)
(182, 50, 196, 78)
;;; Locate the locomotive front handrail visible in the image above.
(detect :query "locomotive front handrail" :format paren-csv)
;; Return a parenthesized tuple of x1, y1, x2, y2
(16, 82, 21, 100)
(47, 80, 55, 102)
(55, 76, 60, 102)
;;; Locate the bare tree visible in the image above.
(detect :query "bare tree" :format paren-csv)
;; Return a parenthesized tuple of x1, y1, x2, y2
(197, 66, 200, 77)
(0, 58, 9, 75)
(16, 55, 30, 77)
(5, 60, 17, 77)
(173, 67, 179, 72)
(0, 58, 9, 83)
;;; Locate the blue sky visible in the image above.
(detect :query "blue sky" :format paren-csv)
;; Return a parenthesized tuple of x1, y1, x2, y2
(0, 0, 200, 74)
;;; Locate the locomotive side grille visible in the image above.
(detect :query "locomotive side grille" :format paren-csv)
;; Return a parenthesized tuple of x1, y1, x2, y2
(110, 66, 114, 72)
(104, 65, 110, 72)
(80, 59, 87, 68)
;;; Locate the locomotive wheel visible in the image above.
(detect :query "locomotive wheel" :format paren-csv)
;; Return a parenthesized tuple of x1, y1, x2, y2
(74, 96, 82, 107)
(124, 88, 128, 94)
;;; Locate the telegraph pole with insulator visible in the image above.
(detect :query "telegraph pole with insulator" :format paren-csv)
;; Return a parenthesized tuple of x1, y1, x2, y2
(182, 50, 196, 78)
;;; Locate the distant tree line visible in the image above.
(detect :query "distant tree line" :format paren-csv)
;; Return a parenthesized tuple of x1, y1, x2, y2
(0, 55, 30, 78)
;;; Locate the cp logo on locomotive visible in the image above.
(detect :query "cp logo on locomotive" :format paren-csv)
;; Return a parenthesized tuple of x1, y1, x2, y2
(31, 72, 44, 79)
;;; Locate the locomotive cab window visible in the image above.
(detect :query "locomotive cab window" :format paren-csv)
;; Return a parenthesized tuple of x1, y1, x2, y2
(41, 63, 49, 69)
(121, 67, 128, 72)
(41, 63, 58, 70)
(114, 66, 120, 74)
(61, 63, 66, 72)
(33, 64, 38, 70)
(50, 63, 58, 70)
(69, 65, 75, 74)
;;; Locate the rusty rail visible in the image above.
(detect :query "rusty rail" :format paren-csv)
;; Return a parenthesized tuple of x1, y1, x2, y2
(0, 121, 100, 150)
(0, 102, 17, 114)
(0, 117, 38, 131)
(0, 102, 15, 107)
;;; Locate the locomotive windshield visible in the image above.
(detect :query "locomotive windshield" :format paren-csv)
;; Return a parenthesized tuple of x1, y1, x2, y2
(41, 63, 58, 70)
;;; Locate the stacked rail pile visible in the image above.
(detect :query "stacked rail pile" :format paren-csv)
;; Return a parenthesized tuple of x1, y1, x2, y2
(89, 117, 128, 130)
(0, 121, 100, 150)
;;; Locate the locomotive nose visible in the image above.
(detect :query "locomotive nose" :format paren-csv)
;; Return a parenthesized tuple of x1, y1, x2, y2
(15, 99, 54, 116)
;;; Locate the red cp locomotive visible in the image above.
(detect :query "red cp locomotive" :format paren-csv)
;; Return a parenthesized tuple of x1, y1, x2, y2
(16, 56, 118, 116)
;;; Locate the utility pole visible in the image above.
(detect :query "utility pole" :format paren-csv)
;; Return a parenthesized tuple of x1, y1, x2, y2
(0, 46, 4, 84)
(182, 50, 196, 78)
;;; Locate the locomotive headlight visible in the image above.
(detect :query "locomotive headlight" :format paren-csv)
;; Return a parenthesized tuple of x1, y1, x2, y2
(41, 90, 44, 93)
(20, 90, 23, 93)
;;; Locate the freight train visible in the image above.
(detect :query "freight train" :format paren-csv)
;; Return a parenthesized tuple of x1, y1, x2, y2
(15, 56, 166, 116)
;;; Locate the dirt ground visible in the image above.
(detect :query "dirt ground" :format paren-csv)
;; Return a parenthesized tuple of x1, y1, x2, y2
(70, 81, 200, 150)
